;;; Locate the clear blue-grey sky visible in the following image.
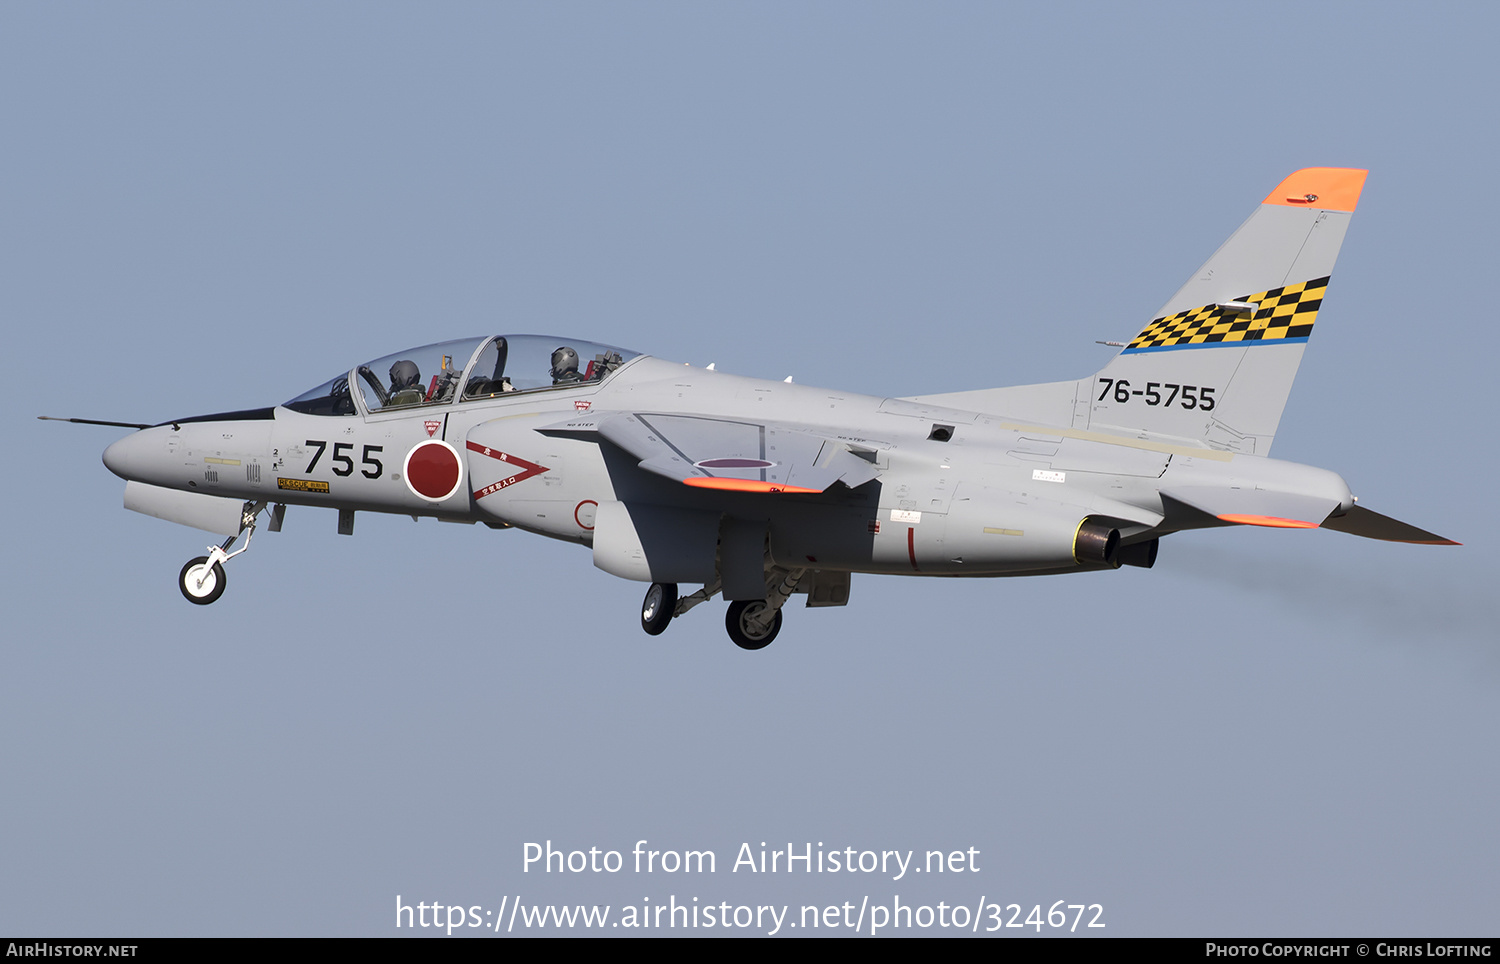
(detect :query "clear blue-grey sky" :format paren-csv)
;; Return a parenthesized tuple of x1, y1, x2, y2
(3, 1, 1496, 937)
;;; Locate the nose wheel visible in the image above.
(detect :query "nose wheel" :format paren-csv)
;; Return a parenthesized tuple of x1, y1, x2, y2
(175, 501, 266, 606)
(179, 556, 227, 605)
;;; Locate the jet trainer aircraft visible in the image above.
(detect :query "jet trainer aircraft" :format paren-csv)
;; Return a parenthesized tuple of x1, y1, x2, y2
(55, 168, 1456, 649)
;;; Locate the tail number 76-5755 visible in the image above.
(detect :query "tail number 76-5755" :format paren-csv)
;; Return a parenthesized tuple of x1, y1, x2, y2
(1096, 379, 1216, 411)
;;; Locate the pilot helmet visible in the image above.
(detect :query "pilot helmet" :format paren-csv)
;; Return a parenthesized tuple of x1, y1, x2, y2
(390, 359, 420, 389)
(551, 347, 579, 377)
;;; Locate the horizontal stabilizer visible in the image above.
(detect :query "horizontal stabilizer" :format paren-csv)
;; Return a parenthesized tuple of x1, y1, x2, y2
(1320, 505, 1459, 545)
(1161, 486, 1341, 529)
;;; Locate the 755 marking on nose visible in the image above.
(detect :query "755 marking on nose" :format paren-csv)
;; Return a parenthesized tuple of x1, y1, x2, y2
(304, 439, 384, 478)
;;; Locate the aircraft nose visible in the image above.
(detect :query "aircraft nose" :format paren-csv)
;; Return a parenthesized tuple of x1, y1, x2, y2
(102, 429, 158, 481)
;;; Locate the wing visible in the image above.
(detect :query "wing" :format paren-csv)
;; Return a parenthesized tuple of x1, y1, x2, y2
(543, 412, 881, 493)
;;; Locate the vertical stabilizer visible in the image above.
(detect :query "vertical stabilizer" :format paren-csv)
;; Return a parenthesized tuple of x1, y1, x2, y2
(1085, 168, 1367, 454)
(907, 169, 1367, 454)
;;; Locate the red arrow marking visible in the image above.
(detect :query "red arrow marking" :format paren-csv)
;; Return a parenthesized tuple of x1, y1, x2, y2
(465, 441, 550, 499)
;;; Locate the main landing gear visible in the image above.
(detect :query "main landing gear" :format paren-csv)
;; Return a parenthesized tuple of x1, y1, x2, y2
(177, 501, 278, 605)
(640, 582, 677, 635)
(725, 600, 781, 650)
(638, 567, 805, 650)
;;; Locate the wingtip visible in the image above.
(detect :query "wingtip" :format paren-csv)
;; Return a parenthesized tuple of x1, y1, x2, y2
(1264, 168, 1368, 213)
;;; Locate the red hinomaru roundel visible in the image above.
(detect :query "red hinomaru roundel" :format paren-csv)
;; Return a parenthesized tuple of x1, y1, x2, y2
(403, 439, 464, 502)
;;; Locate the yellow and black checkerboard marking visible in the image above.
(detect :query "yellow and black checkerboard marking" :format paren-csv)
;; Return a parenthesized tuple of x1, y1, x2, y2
(1127, 276, 1329, 350)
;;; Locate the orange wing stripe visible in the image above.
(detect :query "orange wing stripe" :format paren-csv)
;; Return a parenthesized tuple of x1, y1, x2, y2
(1218, 513, 1320, 529)
(682, 477, 821, 495)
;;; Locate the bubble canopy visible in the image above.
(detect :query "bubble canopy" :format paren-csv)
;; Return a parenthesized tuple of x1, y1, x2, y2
(283, 335, 640, 416)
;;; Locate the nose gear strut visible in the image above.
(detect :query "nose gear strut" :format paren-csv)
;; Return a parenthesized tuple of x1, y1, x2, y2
(178, 501, 269, 605)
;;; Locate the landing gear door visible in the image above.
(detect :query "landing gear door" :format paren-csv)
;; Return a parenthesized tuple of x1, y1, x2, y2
(124, 481, 251, 536)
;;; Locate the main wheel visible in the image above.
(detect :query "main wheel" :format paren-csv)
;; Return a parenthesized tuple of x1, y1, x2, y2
(179, 556, 227, 605)
(725, 600, 781, 650)
(641, 582, 677, 636)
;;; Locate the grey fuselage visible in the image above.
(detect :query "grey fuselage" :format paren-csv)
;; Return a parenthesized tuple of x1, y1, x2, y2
(101, 352, 1352, 580)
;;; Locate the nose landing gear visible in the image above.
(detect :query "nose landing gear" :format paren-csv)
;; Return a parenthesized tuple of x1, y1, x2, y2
(179, 555, 227, 604)
(177, 501, 271, 605)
